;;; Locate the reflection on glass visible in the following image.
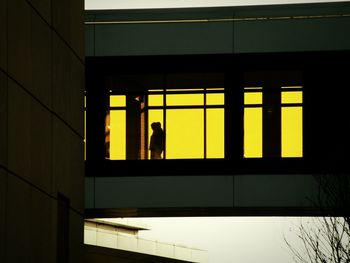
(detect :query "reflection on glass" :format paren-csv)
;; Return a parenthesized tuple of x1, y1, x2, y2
(105, 113, 110, 159)
(282, 107, 303, 157)
(167, 109, 204, 159)
(244, 108, 263, 158)
(207, 109, 224, 158)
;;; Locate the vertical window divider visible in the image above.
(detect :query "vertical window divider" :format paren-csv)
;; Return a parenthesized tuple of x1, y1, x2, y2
(144, 94, 149, 160)
(163, 74, 167, 160)
(204, 87, 207, 159)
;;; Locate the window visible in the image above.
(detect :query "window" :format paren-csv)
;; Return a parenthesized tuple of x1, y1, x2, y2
(243, 85, 303, 158)
(108, 95, 126, 160)
(107, 88, 225, 160)
(84, 55, 324, 177)
(244, 87, 263, 158)
(281, 86, 303, 157)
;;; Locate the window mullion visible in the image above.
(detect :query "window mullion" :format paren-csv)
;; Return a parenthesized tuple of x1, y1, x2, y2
(204, 87, 207, 159)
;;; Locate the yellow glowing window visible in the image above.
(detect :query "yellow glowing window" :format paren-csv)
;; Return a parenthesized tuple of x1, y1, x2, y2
(109, 89, 224, 160)
(281, 91, 302, 104)
(281, 107, 303, 157)
(207, 109, 225, 158)
(110, 95, 126, 107)
(244, 87, 263, 158)
(166, 109, 204, 159)
(166, 94, 203, 106)
(207, 93, 224, 105)
(244, 108, 263, 158)
(149, 94, 164, 106)
(244, 92, 262, 105)
(109, 110, 126, 160)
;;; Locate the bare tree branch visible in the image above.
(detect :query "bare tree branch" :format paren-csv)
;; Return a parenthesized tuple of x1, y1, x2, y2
(285, 174, 350, 263)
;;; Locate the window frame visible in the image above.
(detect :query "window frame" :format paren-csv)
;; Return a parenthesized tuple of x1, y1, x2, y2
(107, 88, 225, 160)
(85, 54, 313, 177)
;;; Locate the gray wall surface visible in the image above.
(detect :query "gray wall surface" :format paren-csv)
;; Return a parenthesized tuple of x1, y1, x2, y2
(85, 174, 320, 212)
(0, 0, 85, 262)
(85, 3, 350, 56)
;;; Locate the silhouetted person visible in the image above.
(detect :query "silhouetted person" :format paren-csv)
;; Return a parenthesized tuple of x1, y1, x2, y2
(150, 122, 164, 159)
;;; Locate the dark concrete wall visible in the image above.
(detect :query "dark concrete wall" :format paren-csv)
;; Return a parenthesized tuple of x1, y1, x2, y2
(0, 0, 85, 262)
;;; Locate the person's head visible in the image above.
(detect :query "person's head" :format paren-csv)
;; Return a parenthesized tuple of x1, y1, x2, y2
(151, 122, 162, 131)
(151, 122, 157, 131)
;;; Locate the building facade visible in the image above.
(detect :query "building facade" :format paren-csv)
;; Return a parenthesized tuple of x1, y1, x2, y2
(85, 2, 350, 218)
(0, 0, 85, 262)
(84, 219, 208, 263)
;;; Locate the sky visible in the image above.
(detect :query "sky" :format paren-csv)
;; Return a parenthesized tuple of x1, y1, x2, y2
(106, 216, 311, 263)
(85, 0, 348, 9)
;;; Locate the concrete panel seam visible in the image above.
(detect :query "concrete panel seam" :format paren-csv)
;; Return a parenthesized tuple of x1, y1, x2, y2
(5, 169, 84, 217)
(5, 70, 84, 139)
(52, 27, 85, 65)
(25, 0, 50, 26)
(26, 0, 85, 66)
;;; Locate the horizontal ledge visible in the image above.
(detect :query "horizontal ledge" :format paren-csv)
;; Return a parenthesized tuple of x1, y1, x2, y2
(84, 206, 343, 218)
(85, 13, 350, 25)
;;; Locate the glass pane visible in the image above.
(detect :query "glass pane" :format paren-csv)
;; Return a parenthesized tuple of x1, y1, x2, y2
(166, 94, 203, 106)
(149, 94, 163, 107)
(110, 110, 126, 160)
(166, 109, 204, 159)
(207, 93, 224, 105)
(244, 108, 263, 158)
(281, 91, 302, 104)
(207, 109, 224, 158)
(244, 92, 262, 105)
(281, 107, 303, 157)
(148, 110, 164, 159)
(110, 95, 126, 107)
